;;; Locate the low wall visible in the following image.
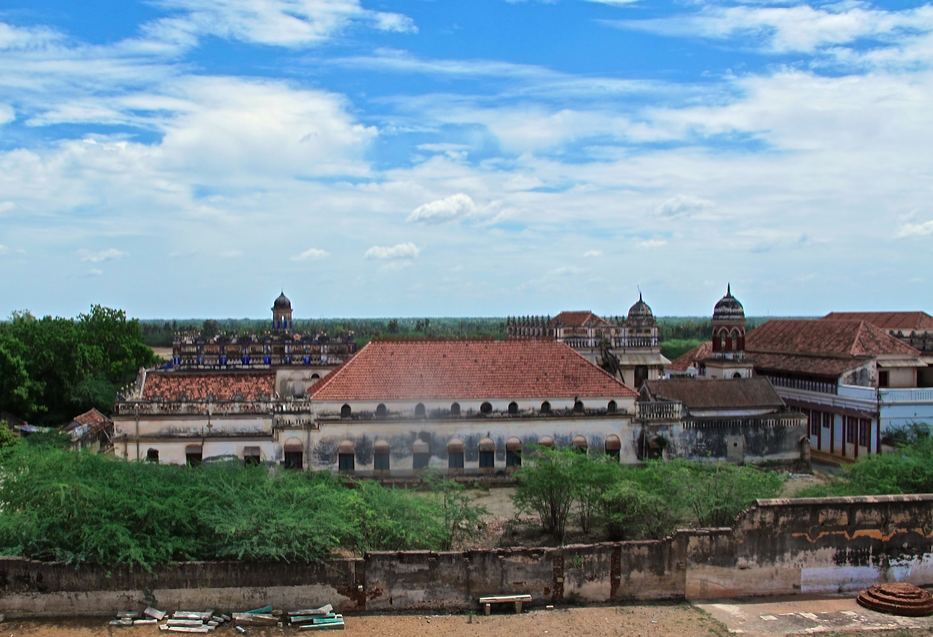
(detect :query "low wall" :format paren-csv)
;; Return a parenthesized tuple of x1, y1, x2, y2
(1, 495, 931, 617)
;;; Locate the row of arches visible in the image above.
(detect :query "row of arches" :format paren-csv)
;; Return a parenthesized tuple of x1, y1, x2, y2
(335, 434, 624, 472)
(342, 400, 620, 419)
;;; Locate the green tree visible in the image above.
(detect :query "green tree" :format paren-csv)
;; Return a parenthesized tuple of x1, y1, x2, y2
(424, 472, 489, 550)
(512, 447, 579, 542)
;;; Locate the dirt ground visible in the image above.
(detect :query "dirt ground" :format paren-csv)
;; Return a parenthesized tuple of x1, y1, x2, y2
(0, 603, 729, 637)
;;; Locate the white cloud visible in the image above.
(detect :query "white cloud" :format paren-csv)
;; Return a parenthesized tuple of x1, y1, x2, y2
(583, 250, 602, 257)
(895, 219, 933, 238)
(0, 202, 15, 214)
(407, 193, 476, 224)
(78, 248, 128, 263)
(607, 4, 933, 55)
(638, 239, 668, 249)
(0, 244, 7, 255)
(0, 104, 13, 126)
(148, 0, 415, 48)
(655, 195, 716, 218)
(292, 248, 330, 261)
(365, 242, 421, 260)
(0, 22, 63, 51)
(85, 268, 104, 277)
(218, 250, 242, 258)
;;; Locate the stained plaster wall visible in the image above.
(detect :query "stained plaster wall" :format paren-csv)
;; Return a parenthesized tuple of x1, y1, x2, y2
(643, 422, 807, 464)
(301, 416, 638, 475)
(1, 495, 930, 618)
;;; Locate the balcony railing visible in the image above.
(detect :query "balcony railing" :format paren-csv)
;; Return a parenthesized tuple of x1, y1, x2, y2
(879, 388, 933, 404)
(766, 375, 838, 395)
(636, 401, 682, 421)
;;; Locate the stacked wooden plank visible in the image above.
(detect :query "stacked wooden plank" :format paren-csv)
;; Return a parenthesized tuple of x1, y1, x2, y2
(287, 604, 345, 630)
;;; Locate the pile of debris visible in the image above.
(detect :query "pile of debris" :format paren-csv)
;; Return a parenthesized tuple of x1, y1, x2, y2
(108, 603, 344, 632)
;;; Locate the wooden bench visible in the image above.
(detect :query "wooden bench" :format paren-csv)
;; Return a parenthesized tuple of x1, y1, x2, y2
(479, 595, 533, 615)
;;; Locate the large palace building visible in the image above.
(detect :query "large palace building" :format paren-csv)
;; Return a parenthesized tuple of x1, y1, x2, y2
(505, 293, 670, 389)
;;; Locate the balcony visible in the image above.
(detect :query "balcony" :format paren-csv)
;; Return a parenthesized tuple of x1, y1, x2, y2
(766, 375, 838, 395)
(637, 401, 682, 421)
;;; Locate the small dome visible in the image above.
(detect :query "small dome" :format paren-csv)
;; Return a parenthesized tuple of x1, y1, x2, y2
(627, 292, 654, 320)
(273, 291, 291, 310)
(713, 284, 745, 320)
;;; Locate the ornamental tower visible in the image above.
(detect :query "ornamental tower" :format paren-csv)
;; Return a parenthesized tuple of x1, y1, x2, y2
(711, 283, 746, 359)
(272, 291, 293, 333)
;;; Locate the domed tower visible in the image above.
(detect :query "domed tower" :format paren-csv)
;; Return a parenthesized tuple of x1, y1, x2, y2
(626, 292, 659, 338)
(272, 291, 293, 333)
(704, 284, 754, 379)
(712, 284, 745, 359)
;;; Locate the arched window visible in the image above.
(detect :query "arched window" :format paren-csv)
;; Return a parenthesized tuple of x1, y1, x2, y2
(480, 401, 493, 414)
(448, 438, 465, 471)
(415, 403, 426, 417)
(244, 446, 261, 467)
(341, 404, 351, 418)
(479, 437, 496, 468)
(574, 400, 585, 413)
(284, 441, 303, 470)
(185, 445, 202, 467)
(375, 403, 388, 418)
(538, 435, 555, 448)
(605, 435, 621, 461)
(413, 440, 431, 470)
(540, 401, 551, 414)
(572, 435, 588, 454)
(508, 401, 519, 415)
(506, 437, 522, 468)
(374, 440, 390, 472)
(450, 402, 461, 416)
(607, 400, 617, 412)
(733, 372, 743, 379)
(146, 448, 159, 463)
(338, 440, 355, 472)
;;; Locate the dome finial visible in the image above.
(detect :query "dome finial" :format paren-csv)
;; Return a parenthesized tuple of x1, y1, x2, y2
(637, 285, 642, 302)
(727, 282, 731, 296)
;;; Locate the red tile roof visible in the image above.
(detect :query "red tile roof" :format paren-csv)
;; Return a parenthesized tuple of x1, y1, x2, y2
(550, 311, 611, 328)
(72, 408, 109, 428)
(667, 341, 713, 372)
(748, 352, 867, 378)
(142, 371, 275, 401)
(309, 338, 636, 401)
(821, 312, 933, 331)
(643, 378, 785, 411)
(747, 319, 920, 358)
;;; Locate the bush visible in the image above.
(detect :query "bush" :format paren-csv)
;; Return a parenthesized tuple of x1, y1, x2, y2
(0, 442, 486, 568)
(797, 436, 933, 498)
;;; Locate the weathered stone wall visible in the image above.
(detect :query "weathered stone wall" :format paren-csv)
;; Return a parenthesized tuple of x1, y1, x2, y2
(0, 495, 930, 617)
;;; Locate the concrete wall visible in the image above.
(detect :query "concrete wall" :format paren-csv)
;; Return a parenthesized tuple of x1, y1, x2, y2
(1, 495, 930, 618)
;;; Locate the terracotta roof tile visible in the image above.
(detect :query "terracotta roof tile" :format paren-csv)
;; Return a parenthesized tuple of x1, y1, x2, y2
(822, 312, 933, 331)
(748, 352, 866, 378)
(747, 319, 920, 358)
(667, 341, 712, 372)
(72, 408, 109, 428)
(643, 377, 785, 411)
(550, 311, 611, 328)
(142, 371, 275, 401)
(309, 338, 636, 401)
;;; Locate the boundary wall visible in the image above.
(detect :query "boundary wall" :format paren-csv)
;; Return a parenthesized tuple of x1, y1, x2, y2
(1, 495, 931, 617)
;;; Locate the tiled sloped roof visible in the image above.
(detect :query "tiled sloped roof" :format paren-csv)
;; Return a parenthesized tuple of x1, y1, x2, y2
(643, 378, 785, 411)
(71, 408, 110, 433)
(667, 341, 713, 372)
(749, 352, 866, 378)
(550, 311, 610, 328)
(309, 339, 637, 401)
(746, 319, 920, 358)
(142, 371, 276, 401)
(822, 312, 933, 331)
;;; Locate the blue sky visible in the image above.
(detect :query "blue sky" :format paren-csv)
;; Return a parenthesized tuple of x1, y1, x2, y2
(0, 0, 931, 319)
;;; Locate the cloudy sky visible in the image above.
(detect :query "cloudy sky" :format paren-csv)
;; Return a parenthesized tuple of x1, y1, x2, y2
(0, 0, 931, 319)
